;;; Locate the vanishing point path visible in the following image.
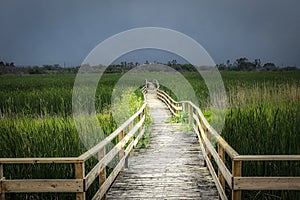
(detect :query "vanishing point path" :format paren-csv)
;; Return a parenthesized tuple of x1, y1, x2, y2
(107, 90, 218, 199)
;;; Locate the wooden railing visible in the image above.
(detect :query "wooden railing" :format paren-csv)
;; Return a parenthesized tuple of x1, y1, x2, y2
(157, 88, 300, 200)
(157, 89, 182, 116)
(0, 89, 148, 200)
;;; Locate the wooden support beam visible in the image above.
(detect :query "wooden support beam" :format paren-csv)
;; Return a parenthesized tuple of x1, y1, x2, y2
(119, 130, 125, 171)
(188, 104, 192, 125)
(98, 148, 106, 200)
(205, 125, 212, 163)
(0, 157, 82, 164)
(129, 121, 134, 157)
(0, 164, 4, 200)
(2, 179, 84, 193)
(218, 144, 226, 200)
(233, 177, 300, 190)
(138, 113, 143, 133)
(75, 162, 85, 200)
(232, 160, 242, 200)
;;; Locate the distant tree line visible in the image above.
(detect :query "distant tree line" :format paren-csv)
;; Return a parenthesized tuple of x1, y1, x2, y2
(0, 62, 79, 74)
(0, 61, 15, 67)
(216, 57, 299, 71)
(0, 58, 299, 75)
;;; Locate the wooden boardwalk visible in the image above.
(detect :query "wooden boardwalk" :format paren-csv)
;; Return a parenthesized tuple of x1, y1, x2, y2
(2, 83, 299, 199)
(106, 90, 218, 199)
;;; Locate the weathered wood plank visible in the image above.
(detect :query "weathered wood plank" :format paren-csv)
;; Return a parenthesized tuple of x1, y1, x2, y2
(2, 179, 84, 193)
(218, 143, 226, 199)
(0, 157, 82, 164)
(0, 164, 4, 199)
(234, 177, 300, 190)
(98, 147, 106, 200)
(234, 155, 300, 161)
(75, 162, 85, 200)
(232, 160, 242, 200)
(118, 130, 125, 172)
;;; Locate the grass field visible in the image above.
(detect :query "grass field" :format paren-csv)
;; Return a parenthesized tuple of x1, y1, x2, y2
(183, 71, 300, 199)
(0, 73, 150, 199)
(0, 71, 299, 199)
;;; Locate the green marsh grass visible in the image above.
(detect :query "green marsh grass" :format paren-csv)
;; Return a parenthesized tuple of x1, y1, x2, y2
(1, 71, 299, 199)
(0, 73, 150, 199)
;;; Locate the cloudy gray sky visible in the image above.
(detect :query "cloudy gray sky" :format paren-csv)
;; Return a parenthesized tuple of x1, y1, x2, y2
(0, 0, 299, 67)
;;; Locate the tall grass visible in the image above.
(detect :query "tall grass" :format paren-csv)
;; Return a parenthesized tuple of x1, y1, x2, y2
(0, 74, 122, 117)
(1, 71, 299, 199)
(0, 73, 149, 199)
(177, 71, 300, 199)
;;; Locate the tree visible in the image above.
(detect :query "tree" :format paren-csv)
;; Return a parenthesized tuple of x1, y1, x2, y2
(120, 61, 127, 67)
(226, 59, 231, 67)
(236, 57, 248, 70)
(236, 57, 256, 71)
(254, 59, 261, 68)
(171, 59, 177, 66)
(263, 62, 276, 71)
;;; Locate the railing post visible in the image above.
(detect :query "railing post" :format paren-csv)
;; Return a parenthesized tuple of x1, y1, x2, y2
(138, 112, 143, 133)
(175, 103, 179, 115)
(98, 147, 106, 200)
(206, 127, 212, 163)
(218, 143, 225, 199)
(125, 121, 134, 169)
(232, 160, 242, 200)
(129, 121, 134, 157)
(182, 103, 187, 123)
(119, 130, 125, 171)
(75, 162, 85, 200)
(199, 117, 208, 167)
(0, 163, 5, 200)
(188, 103, 192, 125)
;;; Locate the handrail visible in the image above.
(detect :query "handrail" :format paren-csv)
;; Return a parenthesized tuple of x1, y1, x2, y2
(0, 157, 82, 164)
(183, 100, 239, 158)
(79, 103, 147, 161)
(156, 88, 182, 116)
(159, 88, 300, 200)
(0, 87, 149, 200)
(234, 155, 300, 161)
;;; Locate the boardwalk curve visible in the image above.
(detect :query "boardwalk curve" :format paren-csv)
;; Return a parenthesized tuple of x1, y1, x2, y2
(106, 90, 218, 199)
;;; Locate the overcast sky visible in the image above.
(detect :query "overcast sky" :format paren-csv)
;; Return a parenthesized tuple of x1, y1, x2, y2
(0, 0, 299, 67)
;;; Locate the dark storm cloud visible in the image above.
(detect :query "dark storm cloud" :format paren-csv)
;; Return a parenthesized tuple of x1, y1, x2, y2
(0, 0, 299, 66)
